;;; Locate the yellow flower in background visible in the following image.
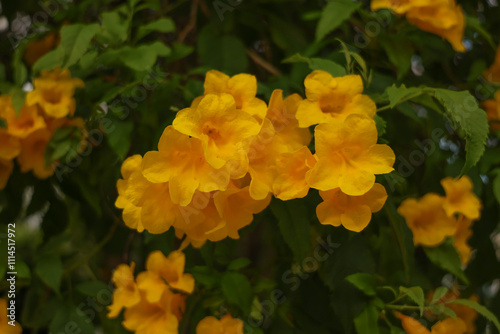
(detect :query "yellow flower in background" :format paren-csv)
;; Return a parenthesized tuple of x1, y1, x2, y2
(0, 129, 21, 160)
(142, 126, 230, 206)
(136, 250, 194, 303)
(17, 128, 54, 179)
(0, 298, 22, 334)
(483, 46, 500, 83)
(273, 146, 316, 201)
(440, 176, 481, 220)
(196, 314, 244, 334)
(0, 96, 46, 139)
(397, 193, 457, 247)
(266, 89, 311, 151)
(108, 263, 141, 318)
(316, 183, 387, 232)
(173, 93, 260, 171)
(0, 158, 13, 190)
(429, 288, 479, 334)
(453, 216, 474, 265)
(482, 91, 500, 131)
(397, 313, 467, 334)
(122, 289, 185, 334)
(198, 70, 267, 119)
(306, 114, 395, 196)
(26, 68, 84, 118)
(296, 71, 376, 127)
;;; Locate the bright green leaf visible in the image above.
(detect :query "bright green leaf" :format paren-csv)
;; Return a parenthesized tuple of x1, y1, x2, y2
(386, 84, 423, 108)
(60, 23, 100, 68)
(137, 18, 175, 40)
(33, 48, 66, 73)
(399, 286, 425, 316)
(431, 286, 449, 304)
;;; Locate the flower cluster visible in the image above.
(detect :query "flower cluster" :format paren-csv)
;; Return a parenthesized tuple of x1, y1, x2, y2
(116, 69, 395, 244)
(482, 90, 500, 131)
(0, 68, 86, 188)
(107, 250, 194, 334)
(371, 0, 465, 52)
(398, 176, 482, 264)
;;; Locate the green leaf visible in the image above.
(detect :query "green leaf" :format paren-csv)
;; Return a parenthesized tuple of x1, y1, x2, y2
(106, 120, 134, 160)
(50, 303, 95, 334)
(282, 53, 311, 64)
(59, 23, 100, 68)
(386, 84, 423, 108)
(17, 261, 31, 280)
(433, 89, 489, 175)
(354, 304, 379, 334)
(493, 170, 500, 204)
(227, 258, 251, 271)
(137, 18, 175, 40)
(380, 36, 413, 80)
(34, 254, 63, 293)
(431, 286, 449, 304)
(424, 239, 468, 284)
(33, 47, 66, 73)
(446, 299, 500, 333)
(10, 88, 26, 115)
(430, 304, 457, 319)
(270, 199, 311, 261)
(147, 41, 172, 57)
(13, 57, 27, 85)
(99, 11, 129, 44)
(374, 115, 387, 137)
(316, 0, 361, 41)
(221, 272, 253, 314)
(346, 273, 377, 296)
(309, 58, 347, 77)
(76, 280, 110, 297)
(399, 286, 425, 316)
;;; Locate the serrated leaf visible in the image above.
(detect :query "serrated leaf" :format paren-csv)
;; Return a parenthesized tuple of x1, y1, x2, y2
(221, 272, 253, 314)
(137, 18, 175, 40)
(270, 199, 311, 261)
(424, 239, 469, 284)
(354, 304, 379, 334)
(386, 84, 423, 108)
(316, 0, 361, 41)
(446, 299, 500, 333)
(400, 286, 425, 316)
(60, 23, 100, 68)
(346, 273, 377, 296)
(433, 89, 489, 175)
(431, 286, 449, 304)
(34, 254, 63, 293)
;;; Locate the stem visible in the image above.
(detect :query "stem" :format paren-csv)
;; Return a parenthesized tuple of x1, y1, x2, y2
(385, 304, 421, 311)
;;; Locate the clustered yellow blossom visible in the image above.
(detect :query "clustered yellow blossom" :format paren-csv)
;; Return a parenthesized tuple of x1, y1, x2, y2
(482, 90, 500, 131)
(108, 250, 244, 334)
(0, 68, 86, 188)
(0, 298, 22, 334)
(115, 69, 395, 244)
(371, 0, 465, 52)
(398, 175, 482, 264)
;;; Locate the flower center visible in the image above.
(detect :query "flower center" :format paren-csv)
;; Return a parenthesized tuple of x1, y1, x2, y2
(42, 89, 63, 104)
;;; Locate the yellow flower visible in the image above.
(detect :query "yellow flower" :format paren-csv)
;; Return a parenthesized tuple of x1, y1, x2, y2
(397, 313, 467, 334)
(199, 70, 267, 119)
(481, 91, 500, 131)
(405, 0, 465, 52)
(440, 176, 481, 220)
(142, 126, 230, 206)
(316, 183, 388, 232)
(273, 146, 316, 201)
(26, 68, 84, 118)
(306, 114, 395, 196)
(196, 314, 244, 334)
(0, 96, 46, 139)
(371, 0, 427, 14)
(0, 298, 22, 334)
(173, 93, 261, 172)
(397, 193, 457, 247)
(266, 89, 311, 151)
(0, 158, 13, 190)
(108, 263, 141, 318)
(17, 128, 55, 179)
(483, 46, 500, 83)
(453, 216, 474, 265)
(0, 129, 21, 160)
(397, 313, 431, 334)
(136, 250, 194, 303)
(296, 71, 376, 127)
(122, 289, 185, 334)
(447, 294, 479, 334)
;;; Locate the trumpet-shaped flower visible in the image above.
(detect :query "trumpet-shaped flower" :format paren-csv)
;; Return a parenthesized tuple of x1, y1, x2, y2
(136, 250, 194, 303)
(266, 89, 311, 151)
(316, 183, 388, 232)
(0, 129, 21, 160)
(26, 68, 84, 118)
(196, 314, 244, 334)
(199, 70, 267, 119)
(108, 263, 141, 318)
(0, 298, 22, 334)
(440, 176, 481, 220)
(142, 126, 230, 206)
(17, 128, 55, 179)
(296, 71, 376, 127)
(0, 96, 46, 138)
(397, 193, 457, 247)
(483, 46, 500, 83)
(306, 114, 395, 196)
(173, 93, 260, 172)
(453, 216, 474, 265)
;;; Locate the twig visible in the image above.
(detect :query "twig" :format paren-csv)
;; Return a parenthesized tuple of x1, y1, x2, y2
(247, 49, 282, 76)
(178, 0, 200, 43)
